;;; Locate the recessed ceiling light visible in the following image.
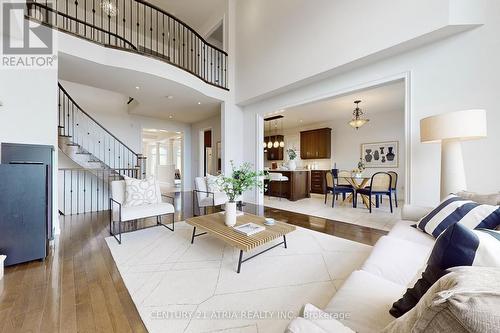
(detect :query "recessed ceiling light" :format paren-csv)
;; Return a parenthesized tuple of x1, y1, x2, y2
(169, 115, 173, 119)
(197, 102, 202, 105)
(135, 86, 140, 90)
(299, 119, 303, 122)
(166, 95, 174, 99)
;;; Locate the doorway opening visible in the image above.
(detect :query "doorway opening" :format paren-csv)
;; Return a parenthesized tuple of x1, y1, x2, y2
(142, 129, 183, 192)
(203, 129, 213, 176)
(255, 74, 411, 231)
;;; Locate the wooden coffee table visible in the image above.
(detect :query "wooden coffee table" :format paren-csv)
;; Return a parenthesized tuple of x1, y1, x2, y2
(186, 212, 296, 273)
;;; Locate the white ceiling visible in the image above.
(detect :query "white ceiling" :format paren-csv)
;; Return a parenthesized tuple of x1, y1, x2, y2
(59, 53, 222, 123)
(264, 80, 405, 130)
(148, 0, 226, 33)
(142, 128, 183, 143)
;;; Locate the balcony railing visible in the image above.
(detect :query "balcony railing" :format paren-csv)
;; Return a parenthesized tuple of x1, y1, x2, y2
(26, 0, 228, 89)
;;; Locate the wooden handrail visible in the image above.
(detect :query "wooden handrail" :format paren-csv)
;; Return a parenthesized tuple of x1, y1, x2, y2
(27, 2, 137, 50)
(58, 83, 139, 157)
(26, 0, 228, 89)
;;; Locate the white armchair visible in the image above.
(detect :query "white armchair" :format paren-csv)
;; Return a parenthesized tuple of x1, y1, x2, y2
(193, 176, 242, 216)
(109, 180, 175, 244)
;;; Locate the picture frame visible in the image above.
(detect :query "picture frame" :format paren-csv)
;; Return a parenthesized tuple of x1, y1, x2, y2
(361, 141, 399, 168)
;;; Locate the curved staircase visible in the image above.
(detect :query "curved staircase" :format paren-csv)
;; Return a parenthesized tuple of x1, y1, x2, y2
(57, 83, 144, 215)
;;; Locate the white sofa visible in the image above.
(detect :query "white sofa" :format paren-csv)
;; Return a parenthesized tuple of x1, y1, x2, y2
(287, 205, 435, 333)
(109, 180, 175, 244)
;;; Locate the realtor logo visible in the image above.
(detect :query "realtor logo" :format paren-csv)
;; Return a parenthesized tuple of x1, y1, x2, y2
(2, 2, 56, 68)
(3, 2, 52, 54)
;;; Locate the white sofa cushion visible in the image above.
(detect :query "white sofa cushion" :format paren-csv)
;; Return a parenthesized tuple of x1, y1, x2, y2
(285, 317, 328, 333)
(302, 304, 356, 333)
(387, 221, 435, 248)
(361, 235, 431, 286)
(123, 176, 160, 207)
(324, 270, 405, 333)
(198, 192, 229, 207)
(113, 202, 174, 222)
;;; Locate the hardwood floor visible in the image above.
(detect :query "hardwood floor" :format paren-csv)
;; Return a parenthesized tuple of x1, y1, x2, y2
(0, 191, 387, 332)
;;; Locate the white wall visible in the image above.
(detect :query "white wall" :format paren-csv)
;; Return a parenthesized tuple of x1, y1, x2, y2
(0, 69, 58, 224)
(240, 0, 500, 207)
(60, 80, 195, 189)
(234, 0, 483, 104)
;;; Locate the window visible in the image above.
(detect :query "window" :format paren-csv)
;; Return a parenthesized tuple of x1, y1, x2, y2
(159, 145, 168, 165)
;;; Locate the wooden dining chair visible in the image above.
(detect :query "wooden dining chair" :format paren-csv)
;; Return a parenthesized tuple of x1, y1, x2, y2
(388, 171, 398, 207)
(336, 170, 353, 188)
(356, 172, 393, 213)
(326, 170, 355, 208)
(379, 171, 399, 208)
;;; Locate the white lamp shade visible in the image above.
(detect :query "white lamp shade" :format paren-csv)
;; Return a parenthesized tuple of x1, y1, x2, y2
(420, 109, 487, 143)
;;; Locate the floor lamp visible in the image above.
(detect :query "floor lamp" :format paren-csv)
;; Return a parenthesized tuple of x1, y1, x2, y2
(420, 109, 487, 200)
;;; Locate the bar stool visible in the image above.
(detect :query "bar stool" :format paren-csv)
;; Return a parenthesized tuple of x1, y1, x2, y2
(268, 172, 289, 200)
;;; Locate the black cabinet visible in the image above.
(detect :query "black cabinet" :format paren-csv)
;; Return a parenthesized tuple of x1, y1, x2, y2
(0, 164, 49, 266)
(1, 143, 54, 240)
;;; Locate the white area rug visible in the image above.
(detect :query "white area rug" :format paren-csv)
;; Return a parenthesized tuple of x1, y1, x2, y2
(106, 221, 372, 333)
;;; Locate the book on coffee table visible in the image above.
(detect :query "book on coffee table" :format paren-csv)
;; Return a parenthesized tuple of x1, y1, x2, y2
(233, 223, 265, 236)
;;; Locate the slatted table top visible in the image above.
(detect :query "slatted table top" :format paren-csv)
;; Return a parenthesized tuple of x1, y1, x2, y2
(186, 213, 296, 252)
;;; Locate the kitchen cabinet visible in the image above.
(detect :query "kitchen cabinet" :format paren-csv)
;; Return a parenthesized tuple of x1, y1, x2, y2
(310, 170, 328, 194)
(265, 170, 310, 201)
(300, 128, 331, 159)
(264, 135, 284, 160)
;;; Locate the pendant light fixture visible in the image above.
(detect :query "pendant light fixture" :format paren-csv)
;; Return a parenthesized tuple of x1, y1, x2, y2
(279, 118, 285, 147)
(349, 100, 369, 130)
(267, 119, 273, 149)
(273, 120, 279, 148)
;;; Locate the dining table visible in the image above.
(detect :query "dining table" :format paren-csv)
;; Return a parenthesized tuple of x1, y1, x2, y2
(341, 175, 373, 209)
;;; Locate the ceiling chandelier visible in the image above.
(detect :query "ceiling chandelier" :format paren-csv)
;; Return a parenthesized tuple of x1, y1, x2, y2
(101, 0, 118, 17)
(349, 100, 369, 130)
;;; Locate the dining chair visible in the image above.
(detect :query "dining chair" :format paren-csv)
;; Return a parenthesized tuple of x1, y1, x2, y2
(356, 172, 393, 213)
(378, 171, 399, 208)
(268, 172, 289, 201)
(388, 171, 398, 207)
(326, 170, 355, 208)
(336, 170, 353, 188)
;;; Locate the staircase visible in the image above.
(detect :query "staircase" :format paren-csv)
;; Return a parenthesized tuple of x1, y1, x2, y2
(58, 83, 145, 215)
(26, 0, 228, 89)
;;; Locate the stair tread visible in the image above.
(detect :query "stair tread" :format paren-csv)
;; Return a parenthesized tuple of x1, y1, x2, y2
(66, 143, 79, 146)
(76, 152, 92, 155)
(59, 135, 72, 137)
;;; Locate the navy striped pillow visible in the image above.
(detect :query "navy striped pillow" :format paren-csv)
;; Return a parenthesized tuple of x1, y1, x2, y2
(390, 223, 500, 318)
(417, 194, 500, 238)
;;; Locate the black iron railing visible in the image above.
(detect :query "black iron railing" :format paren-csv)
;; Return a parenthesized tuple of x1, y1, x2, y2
(26, 0, 228, 89)
(59, 167, 139, 215)
(58, 82, 146, 174)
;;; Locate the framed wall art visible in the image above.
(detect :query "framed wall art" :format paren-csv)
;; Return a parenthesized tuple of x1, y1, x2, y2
(361, 141, 399, 168)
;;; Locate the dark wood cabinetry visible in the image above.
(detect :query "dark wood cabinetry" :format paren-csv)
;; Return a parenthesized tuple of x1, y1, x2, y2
(310, 170, 327, 194)
(266, 170, 310, 201)
(300, 128, 331, 159)
(264, 135, 284, 160)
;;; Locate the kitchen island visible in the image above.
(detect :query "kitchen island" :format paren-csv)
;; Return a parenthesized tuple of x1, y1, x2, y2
(266, 170, 311, 201)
